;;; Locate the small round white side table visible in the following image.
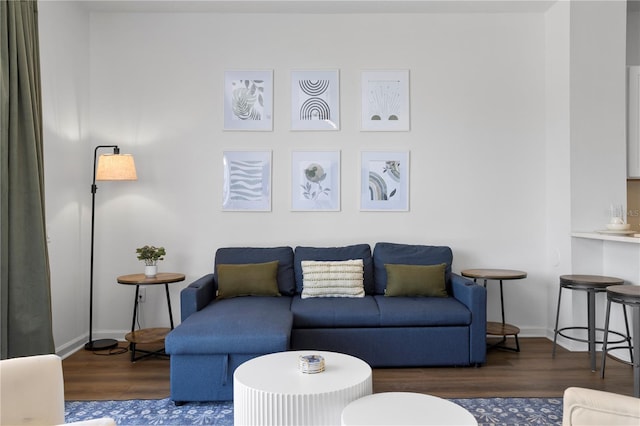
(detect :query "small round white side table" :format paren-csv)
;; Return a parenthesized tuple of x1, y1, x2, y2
(341, 392, 478, 426)
(234, 351, 372, 426)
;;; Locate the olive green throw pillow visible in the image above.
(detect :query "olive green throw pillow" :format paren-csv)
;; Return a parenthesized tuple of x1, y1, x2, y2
(216, 261, 280, 299)
(384, 263, 448, 297)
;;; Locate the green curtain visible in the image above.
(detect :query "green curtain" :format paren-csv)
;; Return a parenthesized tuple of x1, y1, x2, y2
(1, 0, 55, 358)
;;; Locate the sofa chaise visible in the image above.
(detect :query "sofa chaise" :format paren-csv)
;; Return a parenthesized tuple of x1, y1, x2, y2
(165, 242, 487, 403)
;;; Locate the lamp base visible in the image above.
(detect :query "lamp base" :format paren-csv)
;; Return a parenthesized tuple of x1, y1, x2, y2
(84, 338, 118, 351)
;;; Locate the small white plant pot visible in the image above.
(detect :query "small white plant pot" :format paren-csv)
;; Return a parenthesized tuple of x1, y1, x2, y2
(145, 265, 158, 278)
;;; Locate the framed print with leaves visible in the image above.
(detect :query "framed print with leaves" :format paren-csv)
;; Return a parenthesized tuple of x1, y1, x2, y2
(361, 70, 410, 131)
(360, 151, 409, 211)
(222, 151, 272, 211)
(224, 70, 273, 131)
(291, 70, 340, 131)
(291, 151, 340, 211)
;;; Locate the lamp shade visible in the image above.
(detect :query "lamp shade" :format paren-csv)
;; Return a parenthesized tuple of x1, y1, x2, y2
(96, 154, 137, 181)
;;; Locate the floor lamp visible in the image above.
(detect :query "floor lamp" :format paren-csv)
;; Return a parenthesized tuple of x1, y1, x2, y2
(85, 145, 137, 351)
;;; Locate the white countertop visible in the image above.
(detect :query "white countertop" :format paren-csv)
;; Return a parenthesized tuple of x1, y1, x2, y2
(572, 232, 640, 244)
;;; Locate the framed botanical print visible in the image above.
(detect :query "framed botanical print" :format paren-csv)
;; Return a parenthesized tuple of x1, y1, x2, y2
(291, 151, 340, 211)
(224, 70, 273, 131)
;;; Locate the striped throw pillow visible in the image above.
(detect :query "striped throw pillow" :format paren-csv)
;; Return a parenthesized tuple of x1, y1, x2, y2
(300, 259, 365, 299)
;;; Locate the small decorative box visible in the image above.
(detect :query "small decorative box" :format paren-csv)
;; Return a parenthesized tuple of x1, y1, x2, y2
(298, 354, 325, 374)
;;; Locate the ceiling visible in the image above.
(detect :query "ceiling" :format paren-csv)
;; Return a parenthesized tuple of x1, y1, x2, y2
(64, 0, 559, 14)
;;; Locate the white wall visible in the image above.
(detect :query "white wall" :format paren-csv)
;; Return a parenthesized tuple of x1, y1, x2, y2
(39, 1, 92, 355)
(569, 0, 628, 233)
(37, 1, 629, 354)
(544, 0, 572, 339)
(85, 10, 548, 338)
(628, 3, 640, 66)
(543, 0, 631, 353)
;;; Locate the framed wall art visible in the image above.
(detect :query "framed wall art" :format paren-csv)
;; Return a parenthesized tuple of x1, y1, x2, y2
(361, 70, 410, 131)
(291, 151, 341, 211)
(224, 70, 273, 131)
(360, 151, 409, 211)
(291, 70, 340, 131)
(222, 151, 272, 211)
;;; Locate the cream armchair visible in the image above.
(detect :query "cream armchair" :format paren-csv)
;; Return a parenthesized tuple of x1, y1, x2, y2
(0, 354, 115, 426)
(563, 387, 640, 426)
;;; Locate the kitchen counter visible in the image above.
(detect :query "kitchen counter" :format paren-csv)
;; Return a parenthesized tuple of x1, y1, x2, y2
(572, 232, 640, 244)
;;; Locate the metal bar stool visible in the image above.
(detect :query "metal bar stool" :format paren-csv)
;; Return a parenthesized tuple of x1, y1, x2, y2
(552, 275, 628, 372)
(601, 285, 639, 397)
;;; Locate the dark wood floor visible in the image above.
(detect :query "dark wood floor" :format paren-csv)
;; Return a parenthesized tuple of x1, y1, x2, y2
(62, 337, 636, 400)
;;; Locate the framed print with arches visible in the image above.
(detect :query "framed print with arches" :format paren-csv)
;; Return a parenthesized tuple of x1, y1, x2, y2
(291, 70, 340, 131)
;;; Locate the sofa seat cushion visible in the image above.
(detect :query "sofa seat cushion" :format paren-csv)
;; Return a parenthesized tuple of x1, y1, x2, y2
(166, 296, 292, 355)
(374, 295, 471, 327)
(291, 295, 380, 328)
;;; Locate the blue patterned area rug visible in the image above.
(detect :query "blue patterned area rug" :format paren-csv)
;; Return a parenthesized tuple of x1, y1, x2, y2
(65, 396, 563, 425)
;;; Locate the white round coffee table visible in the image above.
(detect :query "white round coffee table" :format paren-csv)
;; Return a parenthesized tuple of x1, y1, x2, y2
(341, 392, 478, 426)
(234, 351, 372, 426)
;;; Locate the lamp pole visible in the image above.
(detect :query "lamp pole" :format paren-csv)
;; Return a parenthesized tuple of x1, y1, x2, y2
(85, 145, 120, 351)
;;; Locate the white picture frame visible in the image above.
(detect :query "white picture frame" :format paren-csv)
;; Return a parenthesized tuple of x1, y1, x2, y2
(291, 70, 340, 131)
(360, 151, 409, 211)
(291, 151, 341, 211)
(361, 70, 410, 131)
(222, 151, 272, 211)
(224, 70, 273, 131)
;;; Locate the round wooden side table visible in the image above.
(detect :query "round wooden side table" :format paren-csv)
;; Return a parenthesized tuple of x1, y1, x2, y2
(117, 272, 185, 362)
(461, 268, 527, 352)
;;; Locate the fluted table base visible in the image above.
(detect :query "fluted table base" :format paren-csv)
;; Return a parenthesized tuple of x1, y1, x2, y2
(341, 392, 477, 426)
(234, 351, 372, 426)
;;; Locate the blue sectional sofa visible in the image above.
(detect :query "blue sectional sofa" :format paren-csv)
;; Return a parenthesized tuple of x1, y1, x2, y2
(165, 242, 487, 403)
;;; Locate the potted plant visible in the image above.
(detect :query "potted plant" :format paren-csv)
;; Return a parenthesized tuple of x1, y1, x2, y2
(136, 245, 166, 278)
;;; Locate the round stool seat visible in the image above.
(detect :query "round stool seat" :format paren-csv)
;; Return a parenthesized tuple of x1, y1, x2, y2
(606, 285, 640, 306)
(601, 285, 639, 397)
(560, 275, 624, 290)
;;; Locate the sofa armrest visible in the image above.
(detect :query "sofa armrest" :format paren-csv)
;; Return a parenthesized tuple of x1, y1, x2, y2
(450, 273, 487, 365)
(180, 274, 216, 321)
(563, 387, 640, 426)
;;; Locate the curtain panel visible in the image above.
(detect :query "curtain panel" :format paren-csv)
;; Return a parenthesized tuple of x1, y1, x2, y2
(1, 0, 55, 358)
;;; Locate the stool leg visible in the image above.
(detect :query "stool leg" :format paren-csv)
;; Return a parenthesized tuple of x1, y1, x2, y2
(600, 298, 612, 379)
(499, 280, 506, 326)
(552, 285, 563, 358)
(622, 305, 633, 364)
(587, 289, 597, 372)
(633, 305, 640, 398)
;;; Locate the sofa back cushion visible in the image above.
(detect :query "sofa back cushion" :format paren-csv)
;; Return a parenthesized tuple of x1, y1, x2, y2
(216, 261, 281, 299)
(214, 247, 296, 296)
(373, 242, 453, 295)
(300, 259, 365, 299)
(384, 263, 448, 297)
(294, 244, 374, 294)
